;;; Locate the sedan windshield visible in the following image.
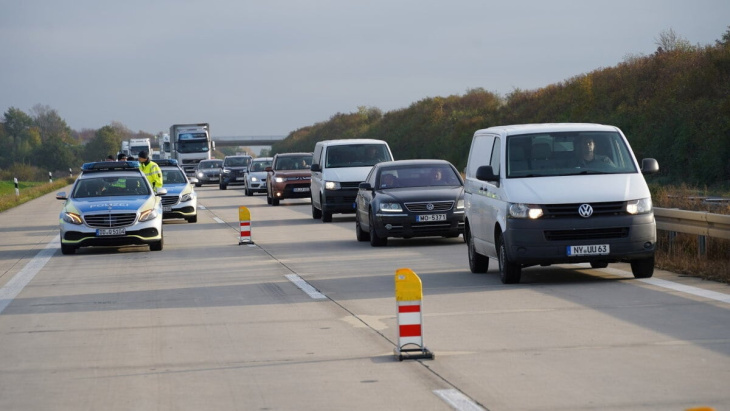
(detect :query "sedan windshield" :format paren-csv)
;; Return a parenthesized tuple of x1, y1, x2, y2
(224, 157, 251, 167)
(162, 169, 187, 184)
(378, 165, 461, 189)
(73, 176, 150, 198)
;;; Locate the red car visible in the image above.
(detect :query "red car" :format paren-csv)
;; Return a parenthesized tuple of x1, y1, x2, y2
(266, 152, 313, 206)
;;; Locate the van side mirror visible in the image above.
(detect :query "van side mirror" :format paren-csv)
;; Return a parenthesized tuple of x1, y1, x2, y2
(310, 163, 321, 172)
(475, 165, 499, 182)
(641, 158, 659, 175)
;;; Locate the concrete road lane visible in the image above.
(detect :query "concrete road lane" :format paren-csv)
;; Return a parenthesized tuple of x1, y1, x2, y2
(1, 185, 729, 411)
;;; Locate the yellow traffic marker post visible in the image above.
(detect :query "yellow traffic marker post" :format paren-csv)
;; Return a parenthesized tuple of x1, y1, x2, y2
(394, 268, 434, 361)
(238, 206, 253, 244)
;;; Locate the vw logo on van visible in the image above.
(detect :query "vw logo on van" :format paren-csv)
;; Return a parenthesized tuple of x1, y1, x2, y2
(578, 204, 594, 218)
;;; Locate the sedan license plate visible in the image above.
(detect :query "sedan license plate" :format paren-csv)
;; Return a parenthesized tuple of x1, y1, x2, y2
(293, 187, 310, 192)
(236, 177, 245, 181)
(96, 228, 126, 236)
(416, 214, 446, 222)
(567, 244, 609, 256)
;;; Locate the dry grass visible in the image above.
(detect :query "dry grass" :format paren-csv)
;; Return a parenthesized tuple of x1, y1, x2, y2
(652, 184, 730, 284)
(0, 177, 74, 213)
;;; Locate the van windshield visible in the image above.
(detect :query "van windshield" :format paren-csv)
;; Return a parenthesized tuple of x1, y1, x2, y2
(506, 131, 637, 178)
(325, 144, 392, 168)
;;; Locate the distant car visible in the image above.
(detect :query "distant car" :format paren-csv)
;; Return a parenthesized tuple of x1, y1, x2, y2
(219, 155, 252, 190)
(244, 157, 273, 196)
(157, 159, 198, 223)
(56, 161, 167, 254)
(266, 152, 313, 206)
(194, 159, 223, 187)
(355, 159, 465, 246)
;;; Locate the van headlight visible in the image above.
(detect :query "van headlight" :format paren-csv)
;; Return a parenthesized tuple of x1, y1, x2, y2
(626, 198, 652, 215)
(509, 203, 543, 219)
(325, 181, 341, 190)
(139, 208, 159, 222)
(379, 202, 402, 212)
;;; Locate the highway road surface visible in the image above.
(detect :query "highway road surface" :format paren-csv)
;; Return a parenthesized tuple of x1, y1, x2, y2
(1, 185, 729, 411)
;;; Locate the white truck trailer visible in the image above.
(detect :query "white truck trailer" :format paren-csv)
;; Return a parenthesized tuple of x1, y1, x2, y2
(169, 123, 211, 175)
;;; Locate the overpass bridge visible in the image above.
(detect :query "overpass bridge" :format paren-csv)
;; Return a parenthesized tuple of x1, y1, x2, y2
(211, 135, 287, 147)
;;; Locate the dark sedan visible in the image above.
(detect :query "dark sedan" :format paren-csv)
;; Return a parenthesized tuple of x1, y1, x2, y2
(355, 159, 465, 246)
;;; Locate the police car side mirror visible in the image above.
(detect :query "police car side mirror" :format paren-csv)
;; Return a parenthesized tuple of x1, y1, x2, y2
(56, 192, 67, 200)
(155, 188, 168, 196)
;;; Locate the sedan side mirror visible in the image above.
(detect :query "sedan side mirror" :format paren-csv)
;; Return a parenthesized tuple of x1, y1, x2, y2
(359, 182, 372, 190)
(56, 192, 67, 200)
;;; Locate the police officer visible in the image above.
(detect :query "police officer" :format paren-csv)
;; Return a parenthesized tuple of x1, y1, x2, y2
(137, 151, 163, 190)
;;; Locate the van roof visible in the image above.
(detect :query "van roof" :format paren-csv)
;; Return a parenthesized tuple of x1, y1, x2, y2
(475, 123, 620, 136)
(315, 139, 388, 146)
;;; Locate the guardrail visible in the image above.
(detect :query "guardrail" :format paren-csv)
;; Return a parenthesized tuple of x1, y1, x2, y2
(654, 208, 730, 240)
(654, 207, 730, 256)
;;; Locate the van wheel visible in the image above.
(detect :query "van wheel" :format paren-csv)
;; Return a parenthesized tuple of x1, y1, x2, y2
(467, 228, 489, 273)
(355, 214, 370, 242)
(631, 256, 654, 278)
(312, 200, 322, 219)
(322, 210, 332, 223)
(590, 261, 609, 269)
(497, 235, 521, 284)
(369, 213, 387, 246)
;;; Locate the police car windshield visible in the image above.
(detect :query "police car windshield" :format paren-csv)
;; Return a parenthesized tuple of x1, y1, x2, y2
(73, 176, 150, 198)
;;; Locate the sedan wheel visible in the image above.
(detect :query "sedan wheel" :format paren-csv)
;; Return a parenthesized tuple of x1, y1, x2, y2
(369, 212, 387, 247)
(355, 213, 370, 242)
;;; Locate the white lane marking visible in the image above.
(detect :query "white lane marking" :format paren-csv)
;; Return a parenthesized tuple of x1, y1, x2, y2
(285, 274, 327, 299)
(434, 389, 485, 411)
(213, 217, 225, 224)
(0, 235, 58, 314)
(198, 205, 206, 210)
(580, 265, 730, 304)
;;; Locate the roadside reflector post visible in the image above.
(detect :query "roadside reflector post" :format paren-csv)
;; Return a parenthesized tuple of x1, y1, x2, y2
(14, 177, 19, 197)
(238, 206, 253, 244)
(394, 268, 434, 361)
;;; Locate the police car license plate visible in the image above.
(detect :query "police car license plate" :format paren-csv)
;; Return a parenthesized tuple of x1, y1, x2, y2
(97, 228, 126, 236)
(416, 214, 446, 222)
(163, 206, 172, 212)
(567, 244, 609, 256)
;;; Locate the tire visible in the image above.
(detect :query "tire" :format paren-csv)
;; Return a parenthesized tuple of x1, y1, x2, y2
(245, 188, 252, 196)
(497, 234, 521, 284)
(271, 197, 280, 206)
(355, 213, 370, 242)
(60, 243, 76, 255)
(590, 261, 609, 269)
(322, 210, 332, 223)
(467, 227, 489, 273)
(195, 183, 202, 187)
(187, 214, 197, 223)
(369, 212, 387, 247)
(631, 256, 654, 278)
(150, 238, 163, 251)
(267, 194, 272, 205)
(312, 198, 322, 219)
(219, 184, 227, 190)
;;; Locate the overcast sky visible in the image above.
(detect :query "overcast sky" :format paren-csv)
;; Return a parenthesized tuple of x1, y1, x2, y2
(1, 1, 728, 137)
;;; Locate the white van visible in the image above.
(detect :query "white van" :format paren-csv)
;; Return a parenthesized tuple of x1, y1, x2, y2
(464, 123, 659, 284)
(310, 139, 393, 222)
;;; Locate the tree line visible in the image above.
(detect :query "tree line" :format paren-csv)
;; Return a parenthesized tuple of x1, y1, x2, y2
(272, 28, 730, 189)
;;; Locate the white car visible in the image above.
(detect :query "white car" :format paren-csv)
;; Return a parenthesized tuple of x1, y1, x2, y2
(244, 157, 272, 196)
(57, 161, 166, 254)
(157, 159, 198, 223)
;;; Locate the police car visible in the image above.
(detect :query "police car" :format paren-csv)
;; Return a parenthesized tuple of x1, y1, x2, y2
(156, 159, 199, 223)
(56, 161, 166, 254)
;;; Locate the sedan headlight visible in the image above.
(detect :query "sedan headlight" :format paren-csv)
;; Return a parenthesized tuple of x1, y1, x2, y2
(626, 198, 652, 215)
(181, 193, 192, 202)
(379, 202, 402, 212)
(509, 203, 543, 219)
(139, 208, 159, 222)
(223, 169, 231, 174)
(456, 199, 465, 210)
(197, 172, 204, 178)
(62, 212, 83, 225)
(250, 176, 259, 182)
(325, 181, 341, 190)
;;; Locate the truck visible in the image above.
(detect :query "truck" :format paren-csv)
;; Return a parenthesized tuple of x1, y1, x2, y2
(120, 141, 130, 157)
(169, 123, 212, 176)
(161, 134, 171, 159)
(128, 138, 152, 158)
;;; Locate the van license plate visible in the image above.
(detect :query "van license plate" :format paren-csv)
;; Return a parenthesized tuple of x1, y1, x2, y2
(417, 214, 446, 222)
(567, 244, 609, 256)
(97, 228, 126, 236)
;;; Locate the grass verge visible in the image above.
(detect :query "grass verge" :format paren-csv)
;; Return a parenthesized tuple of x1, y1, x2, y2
(0, 177, 75, 213)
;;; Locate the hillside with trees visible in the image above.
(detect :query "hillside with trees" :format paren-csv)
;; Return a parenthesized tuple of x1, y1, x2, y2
(272, 28, 730, 189)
